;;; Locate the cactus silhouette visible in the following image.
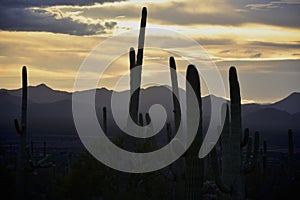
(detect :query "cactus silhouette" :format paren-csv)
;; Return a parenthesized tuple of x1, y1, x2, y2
(210, 67, 260, 199)
(103, 107, 107, 134)
(169, 56, 181, 134)
(14, 66, 27, 199)
(288, 129, 294, 165)
(185, 64, 204, 199)
(129, 7, 147, 124)
(288, 129, 295, 178)
(28, 141, 53, 171)
(262, 140, 267, 175)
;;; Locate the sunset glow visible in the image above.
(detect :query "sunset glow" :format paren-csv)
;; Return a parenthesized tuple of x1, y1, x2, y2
(0, 0, 299, 103)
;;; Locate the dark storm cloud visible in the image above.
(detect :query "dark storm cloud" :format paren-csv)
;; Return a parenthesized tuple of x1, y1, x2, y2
(249, 41, 300, 49)
(0, 0, 124, 8)
(0, 0, 122, 35)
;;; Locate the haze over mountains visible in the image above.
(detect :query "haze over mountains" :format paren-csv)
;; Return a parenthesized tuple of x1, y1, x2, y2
(0, 84, 299, 149)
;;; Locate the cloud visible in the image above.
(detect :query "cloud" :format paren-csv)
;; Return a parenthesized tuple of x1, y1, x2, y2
(65, 0, 300, 29)
(0, 0, 121, 35)
(246, 0, 300, 11)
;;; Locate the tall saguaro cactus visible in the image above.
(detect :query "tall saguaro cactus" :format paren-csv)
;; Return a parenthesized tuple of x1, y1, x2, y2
(229, 66, 244, 199)
(185, 64, 204, 199)
(210, 66, 260, 200)
(129, 7, 147, 124)
(14, 66, 28, 199)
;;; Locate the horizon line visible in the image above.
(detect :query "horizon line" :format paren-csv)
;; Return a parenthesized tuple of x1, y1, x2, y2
(1, 83, 299, 105)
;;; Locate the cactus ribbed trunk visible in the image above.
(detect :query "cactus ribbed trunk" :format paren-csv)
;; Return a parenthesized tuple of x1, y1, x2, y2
(103, 107, 107, 134)
(229, 66, 244, 200)
(185, 65, 204, 199)
(129, 7, 147, 124)
(15, 66, 28, 200)
(220, 104, 232, 187)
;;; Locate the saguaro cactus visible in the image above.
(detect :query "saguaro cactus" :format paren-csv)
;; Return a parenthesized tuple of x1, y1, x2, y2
(185, 64, 204, 199)
(14, 66, 27, 199)
(129, 7, 147, 124)
(229, 66, 244, 199)
(210, 67, 260, 200)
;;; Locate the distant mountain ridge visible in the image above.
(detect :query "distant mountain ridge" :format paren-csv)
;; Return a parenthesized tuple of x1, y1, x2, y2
(0, 84, 299, 148)
(2, 84, 71, 104)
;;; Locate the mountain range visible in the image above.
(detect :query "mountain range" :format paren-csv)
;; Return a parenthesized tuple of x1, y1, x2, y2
(0, 84, 299, 149)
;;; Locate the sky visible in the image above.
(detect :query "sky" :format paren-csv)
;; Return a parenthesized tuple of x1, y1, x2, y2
(0, 0, 299, 103)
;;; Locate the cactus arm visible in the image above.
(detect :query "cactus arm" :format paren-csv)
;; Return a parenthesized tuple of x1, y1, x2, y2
(244, 131, 260, 174)
(169, 56, 181, 134)
(145, 113, 151, 125)
(210, 147, 232, 193)
(136, 7, 147, 68)
(241, 128, 249, 148)
(14, 119, 22, 134)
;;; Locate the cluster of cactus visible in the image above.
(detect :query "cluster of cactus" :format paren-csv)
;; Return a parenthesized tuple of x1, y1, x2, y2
(27, 141, 54, 172)
(209, 67, 260, 199)
(282, 129, 295, 179)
